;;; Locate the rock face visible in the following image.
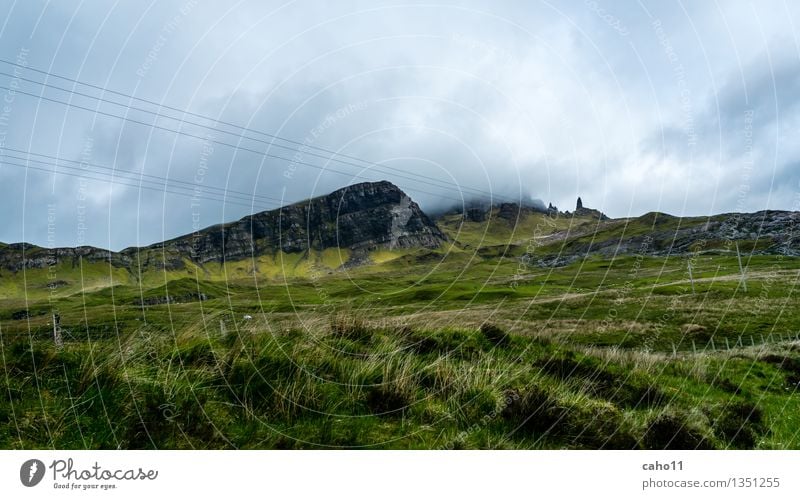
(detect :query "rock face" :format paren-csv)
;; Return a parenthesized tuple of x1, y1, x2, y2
(573, 197, 609, 220)
(156, 181, 446, 264)
(464, 207, 488, 223)
(0, 181, 448, 272)
(454, 201, 550, 224)
(546, 210, 800, 262)
(0, 243, 132, 273)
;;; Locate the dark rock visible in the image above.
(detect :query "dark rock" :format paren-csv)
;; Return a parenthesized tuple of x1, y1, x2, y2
(464, 207, 487, 222)
(11, 310, 29, 320)
(497, 203, 522, 220)
(0, 181, 447, 272)
(134, 292, 209, 307)
(158, 181, 447, 263)
(573, 197, 609, 220)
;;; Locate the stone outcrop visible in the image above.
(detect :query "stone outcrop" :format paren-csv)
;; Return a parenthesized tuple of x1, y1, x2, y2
(546, 210, 800, 262)
(573, 197, 609, 220)
(154, 181, 447, 264)
(0, 181, 448, 272)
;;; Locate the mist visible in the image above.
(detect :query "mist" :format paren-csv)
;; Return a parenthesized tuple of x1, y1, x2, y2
(0, 0, 798, 250)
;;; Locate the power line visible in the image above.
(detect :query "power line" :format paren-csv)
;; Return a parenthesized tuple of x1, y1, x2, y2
(0, 58, 524, 204)
(0, 61, 515, 202)
(0, 152, 276, 208)
(1, 146, 286, 206)
(0, 83, 473, 205)
(0, 157, 279, 211)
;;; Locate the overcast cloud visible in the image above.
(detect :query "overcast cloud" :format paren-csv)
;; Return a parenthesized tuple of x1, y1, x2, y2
(0, 0, 798, 250)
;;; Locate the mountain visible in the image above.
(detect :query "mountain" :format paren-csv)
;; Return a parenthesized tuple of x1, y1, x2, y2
(435, 197, 607, 249)
(0, 181, 447, 273)
(2, 181, 799, 280)
(520, 210, 800, 270)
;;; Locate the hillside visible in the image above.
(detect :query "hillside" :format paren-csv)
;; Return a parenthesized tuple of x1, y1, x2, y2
(0, 181, 448, 298)
(2, 182, 800, 450)
(1, 184, 798, 302)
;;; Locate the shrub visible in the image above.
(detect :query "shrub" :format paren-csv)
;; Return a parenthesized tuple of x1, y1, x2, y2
(480, 323, 508, 346)
(534, 352, 666, 408)
(642, 410, 715, 449)
(172, 340, 217, 367)
(330, 314, 373, 342)
(501, 385, 568, 436)
(365, 384, 413, 416)
(759, 354, 800, 386)
(409, 328, 478, 356)
(714, 400, 766, 448)
(452, 387, 501, 423)
(568, 402, 639, 449)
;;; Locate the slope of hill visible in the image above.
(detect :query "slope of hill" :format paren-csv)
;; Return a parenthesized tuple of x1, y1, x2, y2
(0, 182, 448, 296)
(533, 210, 800, 262)
(1, 183, 798, 303)
(3, 183, 800, 450)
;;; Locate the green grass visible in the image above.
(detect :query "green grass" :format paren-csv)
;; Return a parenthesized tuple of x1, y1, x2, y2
(1, 210, 799, 449)
(1, 318, 797, 449)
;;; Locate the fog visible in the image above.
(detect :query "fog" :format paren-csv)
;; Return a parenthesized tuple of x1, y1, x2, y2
(0, 1, 798, 250)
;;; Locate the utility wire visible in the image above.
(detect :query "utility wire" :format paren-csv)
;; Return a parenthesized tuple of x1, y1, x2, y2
(0, 83, 473, 205)
(0, 69, 484, 201)
(0, 157, 279, 211)
(0, 152, 274, 207)
(0, 146, 286, 205)
(0, 59, 524, 205)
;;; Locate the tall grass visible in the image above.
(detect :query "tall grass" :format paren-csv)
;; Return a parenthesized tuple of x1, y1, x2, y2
(1, 317, 797, 449)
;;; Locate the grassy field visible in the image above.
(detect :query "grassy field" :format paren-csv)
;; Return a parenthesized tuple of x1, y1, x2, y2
(1, 213, 799, 449)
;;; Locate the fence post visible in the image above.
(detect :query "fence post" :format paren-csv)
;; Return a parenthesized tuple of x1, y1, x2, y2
(52, 313, 63, 349)
(736, 242, 747, 293)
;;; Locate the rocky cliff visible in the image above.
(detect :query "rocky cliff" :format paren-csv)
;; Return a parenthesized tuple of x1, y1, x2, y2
(0, 181, 447, 272)
(534, 210, 800, 267)
(153, 180, 447, 264)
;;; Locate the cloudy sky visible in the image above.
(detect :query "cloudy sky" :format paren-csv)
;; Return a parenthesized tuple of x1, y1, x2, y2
(0, 0, 798, 250)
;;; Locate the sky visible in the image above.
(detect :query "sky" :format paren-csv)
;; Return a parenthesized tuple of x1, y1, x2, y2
(0, 0, 798, 250)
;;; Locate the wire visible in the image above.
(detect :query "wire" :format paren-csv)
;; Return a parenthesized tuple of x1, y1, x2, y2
(0, 146, 286, 205)
(0, 83, 474, 205)
(0, 153, 273, 207)
(0, 158, 279, 211)
(0, 58, 524, 204)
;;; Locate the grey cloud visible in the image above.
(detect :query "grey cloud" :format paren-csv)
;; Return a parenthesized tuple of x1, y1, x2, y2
(1, 1, 799, 249)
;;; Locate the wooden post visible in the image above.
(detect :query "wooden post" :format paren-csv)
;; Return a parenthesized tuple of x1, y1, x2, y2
(735, 242, 747, 293)
(692, 340, 696, 354)
(52, 313, 63, 349)
(688, 261, 695, 294)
